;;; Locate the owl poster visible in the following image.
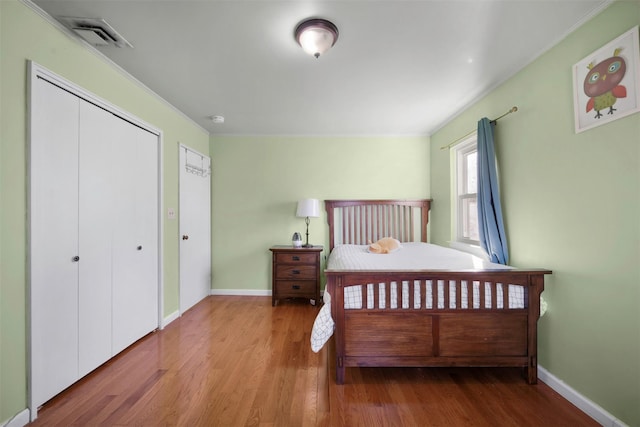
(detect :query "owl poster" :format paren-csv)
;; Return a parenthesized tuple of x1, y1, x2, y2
(573, 25, 640, 133)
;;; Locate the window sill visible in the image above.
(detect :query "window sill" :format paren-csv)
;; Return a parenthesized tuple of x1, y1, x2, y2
(448, 241, 489, 260)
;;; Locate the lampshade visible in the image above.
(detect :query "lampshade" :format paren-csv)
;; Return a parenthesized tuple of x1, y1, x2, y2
(296, 199, 320, 218)
(294, 18, 339, 58)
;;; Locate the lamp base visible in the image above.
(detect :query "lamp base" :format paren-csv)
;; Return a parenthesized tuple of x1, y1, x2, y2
(303, 217, 313, 248)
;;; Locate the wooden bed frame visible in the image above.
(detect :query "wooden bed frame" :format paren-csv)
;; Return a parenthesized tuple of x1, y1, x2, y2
(324, 199, 551, 385)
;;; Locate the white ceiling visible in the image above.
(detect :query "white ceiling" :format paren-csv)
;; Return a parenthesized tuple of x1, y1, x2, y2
(31, 0, 610, 136)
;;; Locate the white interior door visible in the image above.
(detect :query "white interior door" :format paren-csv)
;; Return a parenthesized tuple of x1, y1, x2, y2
(30, 77, 81, 407)
(112, 120, 159, 354)
(179, 145, 211, 314)
(78, 101, 116, 377)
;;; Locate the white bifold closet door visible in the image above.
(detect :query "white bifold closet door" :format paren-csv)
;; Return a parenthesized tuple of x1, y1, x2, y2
(77, 102, 159, 364)
(30, 72, 159, 411)
(77, 98, 116, 377)
(30, 77, 81, 405)
(110, 113, 159, 355)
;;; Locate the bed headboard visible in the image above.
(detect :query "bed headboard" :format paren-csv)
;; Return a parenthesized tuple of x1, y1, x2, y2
(325, 199, 432, 251)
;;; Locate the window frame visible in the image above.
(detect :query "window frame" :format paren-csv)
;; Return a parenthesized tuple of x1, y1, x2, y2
(451, 134, 483, 253)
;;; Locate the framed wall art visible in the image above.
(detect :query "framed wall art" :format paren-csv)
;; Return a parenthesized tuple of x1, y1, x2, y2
(573, 25, 640, 133)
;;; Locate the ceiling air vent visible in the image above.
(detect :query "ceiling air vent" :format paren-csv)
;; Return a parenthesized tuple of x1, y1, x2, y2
(59, 16, 133, 48)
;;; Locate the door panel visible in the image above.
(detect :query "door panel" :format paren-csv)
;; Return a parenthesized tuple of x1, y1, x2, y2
(112, 121, 159, 354)
(30, 78, 80, 407)
(78, 102, 116, 376)
(130, 125, 159, 338)
(179, 146, 211, 314)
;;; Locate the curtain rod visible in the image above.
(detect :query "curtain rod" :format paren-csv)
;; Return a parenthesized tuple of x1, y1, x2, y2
(439, 106, 518, 150)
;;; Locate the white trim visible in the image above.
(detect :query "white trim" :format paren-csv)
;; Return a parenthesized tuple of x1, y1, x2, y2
(1, 409, 30, 427)
(161, 310, 180, 328)
(210, 289, 327, 299)
(157, 131, 165, 331)
(29, 62, 160, 137)
(451, 135, 480, 245)
(210, 289, 271, 297)
(448, 240, 489, 260)
(539, 365, 628, 427)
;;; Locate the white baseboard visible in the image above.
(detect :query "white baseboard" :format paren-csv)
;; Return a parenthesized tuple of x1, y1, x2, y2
(1, 408, 30, 427)
(209, 289, 326, 297)
(539, 365, 628, 427)
(161, 310, 180, 328)
(210, 289, 271, 296)
(162, 292, 271, 326)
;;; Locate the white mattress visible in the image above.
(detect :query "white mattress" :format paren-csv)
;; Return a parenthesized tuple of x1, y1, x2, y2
(328, 242, 518, 309)
(327, 242, 512, 271)
(311, 243, 524, 353)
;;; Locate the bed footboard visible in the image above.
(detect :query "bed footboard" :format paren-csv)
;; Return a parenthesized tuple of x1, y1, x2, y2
(326, 269, 550, 384)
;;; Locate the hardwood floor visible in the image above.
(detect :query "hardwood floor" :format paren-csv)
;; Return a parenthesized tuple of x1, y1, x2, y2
(29, 296, 598, 426)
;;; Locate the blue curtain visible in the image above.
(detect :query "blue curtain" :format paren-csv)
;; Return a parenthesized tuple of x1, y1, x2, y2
(477, 118, 509, 265)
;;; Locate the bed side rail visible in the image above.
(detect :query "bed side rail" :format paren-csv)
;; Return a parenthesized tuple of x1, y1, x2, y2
(326, 270, 551, 312)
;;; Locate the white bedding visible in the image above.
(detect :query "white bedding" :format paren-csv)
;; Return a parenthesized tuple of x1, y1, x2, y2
(327, 242, 512, 271)
(310, 243, 524, 353)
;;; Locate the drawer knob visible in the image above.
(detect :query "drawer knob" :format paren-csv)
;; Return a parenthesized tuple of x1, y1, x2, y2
(292, 256, 300, 261)
(292, 270, 300, 275)
(292, 285, 300, 290)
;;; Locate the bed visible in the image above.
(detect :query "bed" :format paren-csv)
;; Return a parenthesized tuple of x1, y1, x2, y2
(312, 199, 551, 385)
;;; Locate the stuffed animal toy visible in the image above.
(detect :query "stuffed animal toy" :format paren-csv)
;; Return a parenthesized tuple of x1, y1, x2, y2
(368, 237, 401, 254)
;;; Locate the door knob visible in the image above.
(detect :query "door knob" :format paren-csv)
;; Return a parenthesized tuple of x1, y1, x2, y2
(72, 256, 80, 262)
(182, 235, 189, 240)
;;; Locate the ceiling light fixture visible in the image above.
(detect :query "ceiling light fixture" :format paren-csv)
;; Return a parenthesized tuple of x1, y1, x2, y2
(295, 18, 339, 59)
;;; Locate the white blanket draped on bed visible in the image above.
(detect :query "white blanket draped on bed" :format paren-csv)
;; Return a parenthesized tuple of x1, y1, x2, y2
(327, 242, 511, 271)
(310, 243, 526, 352)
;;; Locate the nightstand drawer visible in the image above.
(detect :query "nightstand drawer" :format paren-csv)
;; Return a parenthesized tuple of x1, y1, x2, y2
(274, 252, 317, 264)
(275, 280, 316, 298)
(275, 264, 316, 279)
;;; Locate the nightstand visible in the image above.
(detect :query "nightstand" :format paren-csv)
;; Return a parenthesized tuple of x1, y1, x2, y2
(270, 245, 323, 306)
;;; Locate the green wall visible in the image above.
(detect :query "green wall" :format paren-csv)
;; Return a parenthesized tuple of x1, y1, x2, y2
(0, 1, 209, 422)
(430, 2, 639, 425)
(210, 135, 430, 293)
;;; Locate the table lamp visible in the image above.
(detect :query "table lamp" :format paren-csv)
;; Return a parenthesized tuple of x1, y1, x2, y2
(296, 199, 320, 247)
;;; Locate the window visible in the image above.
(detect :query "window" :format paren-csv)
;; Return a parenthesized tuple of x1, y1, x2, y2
(452, 136, 480, 246)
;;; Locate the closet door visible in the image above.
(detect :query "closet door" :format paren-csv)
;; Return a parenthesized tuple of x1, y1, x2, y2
(131, 127, 159, 337)
(30, 78, 80, 407)
(77, 102, 118, 376)
(30, 64, 161, 416)
(112, 120, 159, 354)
